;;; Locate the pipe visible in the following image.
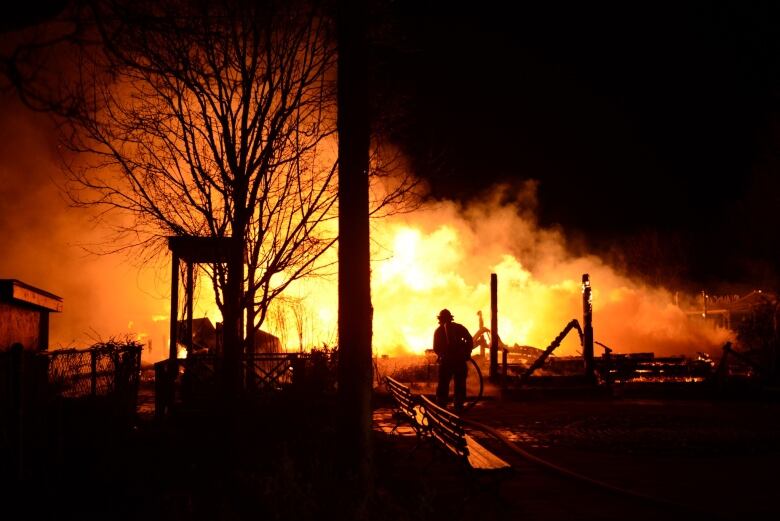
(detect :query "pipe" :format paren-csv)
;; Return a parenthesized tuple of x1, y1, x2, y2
(519, 319, 582, 385)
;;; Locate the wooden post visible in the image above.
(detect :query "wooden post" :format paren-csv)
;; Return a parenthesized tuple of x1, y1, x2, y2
(477, 311, 485, 358)
(582, 274, 595, 383)
(186, 261, 194, 358)
(166, 251, 180, 415)
(169, 251, 180, 362)
(135, 345, 142, 400)
(182, 261, 194, 404)
(490, 273, 498, 380)
(90, 349, 97, 397)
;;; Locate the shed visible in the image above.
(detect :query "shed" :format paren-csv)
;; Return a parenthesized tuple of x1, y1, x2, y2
(0, 279, 63, 351)
(176, 317, 282, 355)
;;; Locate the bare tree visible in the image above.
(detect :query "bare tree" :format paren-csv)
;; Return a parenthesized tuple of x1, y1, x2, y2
(4, 0, 413, 362)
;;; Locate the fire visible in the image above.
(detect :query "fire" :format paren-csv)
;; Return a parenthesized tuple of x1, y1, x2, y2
(0, 62, 732, 362)
(173, 187, 732, 360)
(21, 144, 728, 363)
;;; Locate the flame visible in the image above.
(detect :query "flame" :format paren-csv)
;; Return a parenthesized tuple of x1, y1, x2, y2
(176, 187, 732, 359)
(0, 89, 735, 362)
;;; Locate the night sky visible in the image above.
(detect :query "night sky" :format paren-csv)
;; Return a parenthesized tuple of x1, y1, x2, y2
(376, 1, 780, 291)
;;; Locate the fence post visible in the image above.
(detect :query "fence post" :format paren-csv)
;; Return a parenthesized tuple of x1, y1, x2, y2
(291, 353, 306, 389)
(135, 346, 142, 400)
(90, 349, 97, 397)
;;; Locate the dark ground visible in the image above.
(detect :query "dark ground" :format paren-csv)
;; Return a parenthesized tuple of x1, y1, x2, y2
(374, 390, 780, 521)
(5, 382, 780, 520)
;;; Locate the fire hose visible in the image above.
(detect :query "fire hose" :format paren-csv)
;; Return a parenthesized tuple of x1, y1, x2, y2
(463, 357, 484, 412)
(430, 356, 484, 412)
(461, 417, 733, 520)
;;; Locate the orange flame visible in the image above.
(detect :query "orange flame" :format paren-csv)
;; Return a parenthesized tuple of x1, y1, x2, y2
(186, 186, 732, 359)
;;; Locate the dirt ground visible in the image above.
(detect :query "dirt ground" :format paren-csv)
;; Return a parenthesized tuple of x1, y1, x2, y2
(374, 391, 780, 521)
(7, 377, 779, 520)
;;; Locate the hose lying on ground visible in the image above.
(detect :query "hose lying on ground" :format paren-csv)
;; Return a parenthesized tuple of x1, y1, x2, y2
(462, 417, 732, 520)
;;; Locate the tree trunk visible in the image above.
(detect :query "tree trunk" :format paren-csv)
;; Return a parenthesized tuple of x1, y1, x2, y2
(245, 269, 257, 391)
(222, 235, 245, 400)
(337, 0, 373, 510)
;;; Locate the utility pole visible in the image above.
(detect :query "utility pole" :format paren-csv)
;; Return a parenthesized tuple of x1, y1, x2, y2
(337, 0, 373, 509)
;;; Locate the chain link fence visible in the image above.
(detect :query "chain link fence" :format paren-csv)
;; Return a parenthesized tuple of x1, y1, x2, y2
(45, 340, 143, 398)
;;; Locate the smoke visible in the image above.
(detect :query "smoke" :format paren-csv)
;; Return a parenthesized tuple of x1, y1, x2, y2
(0, 93, 170, 358)
(367, 183, 733, 357)
(0, 91, 732, 362)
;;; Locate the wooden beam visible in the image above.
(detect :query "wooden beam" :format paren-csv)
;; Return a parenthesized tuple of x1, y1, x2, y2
(490, 273, 498, 380)
(0, 279, 63, 312)
(167, 236, 236, 263)
(186, 261, 194, 358)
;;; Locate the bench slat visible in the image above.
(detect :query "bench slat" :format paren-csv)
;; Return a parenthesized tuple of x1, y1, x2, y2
(420, 395, 511, 472)
(465, 434, 511, 470)
(420, 395, 468, 457)
(385, 376, 425, 436)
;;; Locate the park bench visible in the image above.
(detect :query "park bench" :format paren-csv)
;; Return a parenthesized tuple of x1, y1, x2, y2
(385, 375, 426, 436)
(419, 394, 511, 474)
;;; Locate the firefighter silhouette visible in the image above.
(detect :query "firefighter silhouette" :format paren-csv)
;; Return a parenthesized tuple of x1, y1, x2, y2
(432, 308, 473, 413)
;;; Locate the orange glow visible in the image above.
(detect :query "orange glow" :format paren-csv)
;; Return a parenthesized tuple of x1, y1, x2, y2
(180, 186, 733, 360)
(1, 85, 732, 363)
